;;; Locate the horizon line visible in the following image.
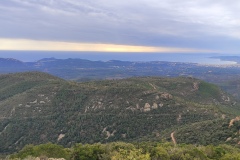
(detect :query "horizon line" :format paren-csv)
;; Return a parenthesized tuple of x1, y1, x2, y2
(0, 38, 216, 53)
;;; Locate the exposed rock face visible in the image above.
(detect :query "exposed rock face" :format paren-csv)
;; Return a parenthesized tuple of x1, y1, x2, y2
(229, 116, 240, 127)
(159, 103, 164, 107)
(222, 95, 230, 102)
(226, 137, 232, 142)
(57, 134, 65, 141)
(152, 103, 158, 109)
(160, 93, 173, 99)
(192, 82, 199, 91)
(144, 103, 151, 112)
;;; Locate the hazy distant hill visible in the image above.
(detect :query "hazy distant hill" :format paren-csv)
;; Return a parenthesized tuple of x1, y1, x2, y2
(0, 57, 239, 82)
(214, 56, 240, 64)
(1, 72, 240, 153)
(0, 57, 239, 81)
(2, 57, 240, 100)
(0, 58, 31, 73)
(0, 58, 23, 66)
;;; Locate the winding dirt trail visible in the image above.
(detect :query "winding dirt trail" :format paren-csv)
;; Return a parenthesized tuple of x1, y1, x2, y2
(171, 132, 177, 146)
(149, 83, 157, 90)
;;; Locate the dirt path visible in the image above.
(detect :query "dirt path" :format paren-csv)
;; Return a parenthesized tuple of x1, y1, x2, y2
(171, 132, 177, 146)
(149, 83, 157, 90)
(0, 124, 9, 136)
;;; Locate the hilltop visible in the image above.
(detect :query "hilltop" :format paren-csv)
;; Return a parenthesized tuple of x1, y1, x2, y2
(0, 72, 240, 153)
(0, 58, 30, 73)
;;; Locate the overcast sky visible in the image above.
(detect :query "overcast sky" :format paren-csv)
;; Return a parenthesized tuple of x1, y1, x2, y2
(0, 0, 240, 53)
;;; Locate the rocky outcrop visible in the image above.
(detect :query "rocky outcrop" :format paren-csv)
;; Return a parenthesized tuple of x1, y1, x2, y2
(160, 93, 173, 99)
(192, 82, 199, 91)
(222, 95, 230, 102)
(102, 127, 116, 139)
(152, 103, 158, 109)
(144, 103, 151, 112)
(57, 134, 65, 141)
(229, 116, 240, 127)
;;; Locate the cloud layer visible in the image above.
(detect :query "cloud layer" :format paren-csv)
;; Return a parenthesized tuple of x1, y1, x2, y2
(0, 0, 240, 53)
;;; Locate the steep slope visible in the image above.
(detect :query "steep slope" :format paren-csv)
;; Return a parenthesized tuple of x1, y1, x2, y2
(0, 72, 239, 153)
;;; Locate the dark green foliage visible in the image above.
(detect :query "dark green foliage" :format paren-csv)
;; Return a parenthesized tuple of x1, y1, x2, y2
(174, 118, 240, 146)
(198, 81, 221, 100)
(1, 72, 240, 154)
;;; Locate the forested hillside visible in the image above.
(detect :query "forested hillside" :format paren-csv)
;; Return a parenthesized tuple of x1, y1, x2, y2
(1, 72, 240, 154)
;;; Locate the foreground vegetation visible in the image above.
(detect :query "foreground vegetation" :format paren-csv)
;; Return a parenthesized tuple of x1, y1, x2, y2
(7, 142, 240, 160)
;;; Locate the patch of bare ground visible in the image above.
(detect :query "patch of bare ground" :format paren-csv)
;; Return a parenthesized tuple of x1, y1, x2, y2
(171, 132, 177, 146)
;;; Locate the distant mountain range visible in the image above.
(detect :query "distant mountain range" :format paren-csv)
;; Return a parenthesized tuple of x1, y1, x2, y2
(0, 57, 239, 81)
(2, 57, 240, 99)
(0, 57, 195, 77)
(1, 72, 240, 153)
(0, 58, 29, 72)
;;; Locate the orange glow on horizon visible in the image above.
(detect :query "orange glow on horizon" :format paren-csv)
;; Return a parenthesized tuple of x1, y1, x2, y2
(0, 38, 215, 53)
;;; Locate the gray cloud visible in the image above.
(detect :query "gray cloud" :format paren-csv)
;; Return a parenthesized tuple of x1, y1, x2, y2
(0, 0, 240, 52)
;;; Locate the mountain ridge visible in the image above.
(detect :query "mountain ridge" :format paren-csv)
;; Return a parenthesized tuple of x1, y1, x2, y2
(1, 72, 240, 153)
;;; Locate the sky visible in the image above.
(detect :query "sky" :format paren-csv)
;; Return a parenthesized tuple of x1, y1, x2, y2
(0, 0, 240, 54)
